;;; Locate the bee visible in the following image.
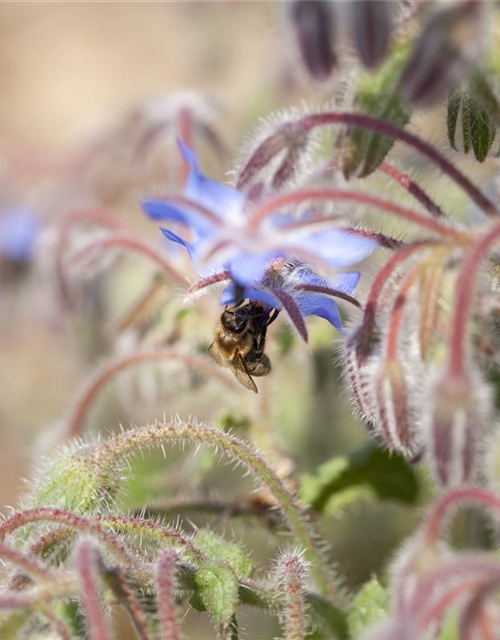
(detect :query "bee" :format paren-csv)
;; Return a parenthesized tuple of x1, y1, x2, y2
(208, 300, 277, 393)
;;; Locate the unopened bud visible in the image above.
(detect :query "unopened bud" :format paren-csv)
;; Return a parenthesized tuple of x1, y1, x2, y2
(424, 372, 492, 487)
(373, 360, 417, 456)
(287, 0, 336, 82)
(343, 324, 381, 430)
(347, 0, 393, 70)
(339, 43, 410, 178)
(399, 0, 484, 108)
(237, 121, 310, 192)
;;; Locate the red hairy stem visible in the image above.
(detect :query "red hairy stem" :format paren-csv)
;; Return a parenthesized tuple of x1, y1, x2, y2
(379, 160, 446, 219)
(0, 508, 136, 569)
(0, 540, 55, 580)
(460, 582, 498, 640)
(448, 221, 500, 378)
(185, 269, 231, 299)
(64, 347, 241, 439)
(418, 577, 489, 630)
(404, 557, 500, 622)
(282, 215, 405, 251)
(76, 541, 110, 640)
(297, 112, 498, 216)
(156, 550, 181, 640)
(106, 567, 151, 640)
(424, 486, 500, 544)
(294, 283, 362, 309)
(247, 188, 468, 240)
(364, 242, 435, 334)
(54, 207, 133, 306)
(68, 233, 185, 285)
(96, 514, 206, 562)
(386, 264, 421, 361)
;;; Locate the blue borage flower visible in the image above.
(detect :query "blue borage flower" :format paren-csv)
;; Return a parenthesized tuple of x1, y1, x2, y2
(142, 141, 375, 335)
(0, 207, 41, 263)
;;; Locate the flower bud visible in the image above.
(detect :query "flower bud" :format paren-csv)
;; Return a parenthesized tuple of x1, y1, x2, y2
(339, 43, 410, 178)
(399, 1, 484, 108)
(347, 0, 393, 70)
(343, 323, 381, 429)
(287, 0, 336, 82)
(236, 120, 310, 192)
(373, 360, 416, 456)
(447, 91, 496, 162)
(423, 372, 492, 487)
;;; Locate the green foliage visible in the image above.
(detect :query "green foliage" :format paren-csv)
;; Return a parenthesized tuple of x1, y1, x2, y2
(299, 444, 419, 514)
(195, 529, 254, 579)
(347, 578, 389, 639)
(195, 562, 240, 625)
(339, 43, 411, 178)
(448, 91, 496, 162)
(33, 453, 119, 515)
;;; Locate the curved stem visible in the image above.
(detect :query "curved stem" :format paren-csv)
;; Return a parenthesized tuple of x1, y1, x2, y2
(424, 486, 500, 545)
(94, 420, 342, 604)
(247, 188, 468, 240)
(364, 242, 435, 335)
(294, 283, 362, 309)
(69, 233, 185, 285)
(296, 112, 498, 216)
(0, 540, 55, 580)
(64, 348, 241, 439)
(379, 160, 447, 219)
(0, 508, 137, 571)
(448, 221, 500, 377)
(386, 264, 422, 361)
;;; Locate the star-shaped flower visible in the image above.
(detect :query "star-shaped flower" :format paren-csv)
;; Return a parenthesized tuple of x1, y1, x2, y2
(142, 141, 375, 336)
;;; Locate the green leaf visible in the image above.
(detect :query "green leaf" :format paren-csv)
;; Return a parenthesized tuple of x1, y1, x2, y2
(347, 578, 389, 639)
(299, 444, 419, 514)
(194, 529, 254, 578)
(462, 94, 496, 162)
(469, 68, 500, 127)
(195, 562, 239, 625)
(340, 42, 411, 178)
(306, 593, 349, 640)
(447, 92, 462, 150)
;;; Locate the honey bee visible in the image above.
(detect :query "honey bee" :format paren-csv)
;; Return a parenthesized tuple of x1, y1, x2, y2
(208, 301, 277, 393)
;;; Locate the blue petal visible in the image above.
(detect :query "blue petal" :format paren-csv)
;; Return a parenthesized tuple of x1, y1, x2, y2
(296, 268, 360, 295)
(0, 208, 40, 262)
(142, 199, 214, 239)
(297, 293, 344, 332)
(228, 250, 278, 287)
(220, 281, 281, 309)
(179, 140, 245, 223)
(297, 228, 376, 268)
(160, 226, 196, 261)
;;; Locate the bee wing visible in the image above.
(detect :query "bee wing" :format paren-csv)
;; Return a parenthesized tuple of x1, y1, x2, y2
(231, 353, 258, 394)
(208, 342, 228, 369)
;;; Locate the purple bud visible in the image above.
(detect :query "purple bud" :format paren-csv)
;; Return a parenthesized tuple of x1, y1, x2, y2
(373, 361, 416, 456)
(343, 324, 381, 430)
(287, 0, 336, 82)
(424, 373, 492, 487)
(399, 0, 484, 108)
(347, 0, 393, 70)
(237, 122, 310, 192)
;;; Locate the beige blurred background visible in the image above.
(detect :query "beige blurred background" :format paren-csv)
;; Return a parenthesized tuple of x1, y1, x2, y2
(0, 1, 299, 509)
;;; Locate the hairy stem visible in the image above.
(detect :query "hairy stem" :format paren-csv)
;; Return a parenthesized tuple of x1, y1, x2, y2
(156, 550, 181, 640)
(64, 347, 240, 439)
(248, 188, 468, 240)
(448, 221, 500, 377)
(94, 421, 341, 603)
